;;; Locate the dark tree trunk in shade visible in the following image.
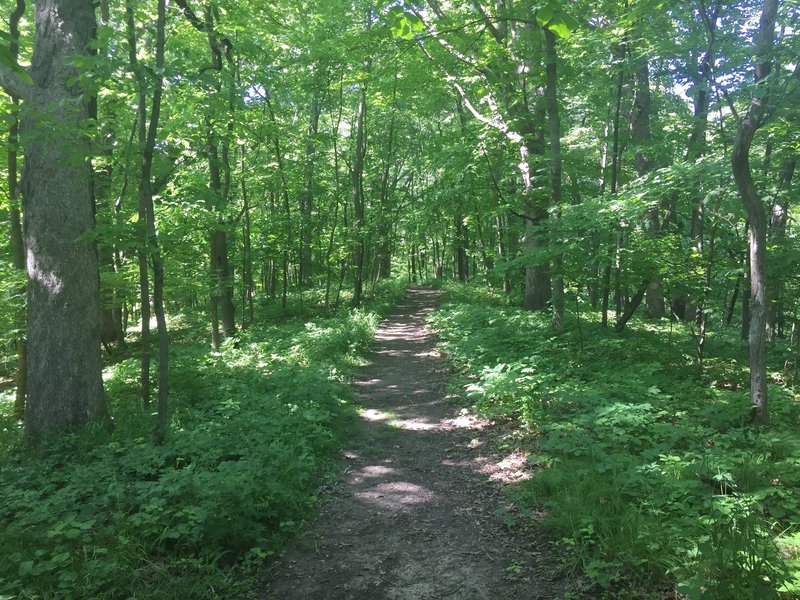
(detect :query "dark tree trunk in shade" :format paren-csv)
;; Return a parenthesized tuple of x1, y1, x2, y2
(630, 55, 664, 319)
(300, 90, 320, 287)
(21, 0, 109, 438)
(351, 84, 368, 307)
(766, 157, 795, 339)
(523, 206, 551, 311)
(543, 29, 565, 332)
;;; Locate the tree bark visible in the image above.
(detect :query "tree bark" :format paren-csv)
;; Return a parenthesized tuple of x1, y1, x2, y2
(767, 156, 795, 339)
(128, 0, 168, 441)
(543, 29, 565, 332)
(731, 0, 779, 425)
(602, 56, 625, 327)
(177, 1, 237, 344)
(20, 0, 109, 438)
(300, 88, 320, 288)
(351, 84, 368, 307)
(7, 0, 26, 420)
(630, 54, 664, 319)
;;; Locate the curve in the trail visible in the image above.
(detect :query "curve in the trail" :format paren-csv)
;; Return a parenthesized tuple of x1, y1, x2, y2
(261, 287, 568, 600)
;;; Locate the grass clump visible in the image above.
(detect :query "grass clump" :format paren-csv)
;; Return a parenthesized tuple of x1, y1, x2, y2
(428, 281, 800, 599)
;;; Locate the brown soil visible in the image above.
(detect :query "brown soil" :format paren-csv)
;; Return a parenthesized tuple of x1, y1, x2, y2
(259, 287, 573, 600)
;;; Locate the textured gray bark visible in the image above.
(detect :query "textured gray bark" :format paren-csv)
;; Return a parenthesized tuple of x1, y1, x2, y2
(21, 0, 108, 437)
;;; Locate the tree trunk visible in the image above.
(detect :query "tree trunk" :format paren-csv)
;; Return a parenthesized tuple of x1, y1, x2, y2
(602, 57, 625, 327)
(731, 0, 779, 425)
(176, 1, 237, 344)
(8, 0, 26, 420)
(543, 29, 565, 332)
(128, 0, 168, 440)
(20, 0, 109, 438)
(351, 84, 368, 307)
(300, 89, 320, 288)
(454, 213, 468, 282)
(766, 157, 795, 339)
(241, 152, 254, 326)
(630, 55, 664, 319)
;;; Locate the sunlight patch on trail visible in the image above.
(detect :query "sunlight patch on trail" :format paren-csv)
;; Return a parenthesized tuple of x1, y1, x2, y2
(354, 481, 438, 511)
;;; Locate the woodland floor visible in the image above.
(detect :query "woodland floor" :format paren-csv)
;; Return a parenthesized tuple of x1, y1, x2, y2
(258, 287, 574, 600)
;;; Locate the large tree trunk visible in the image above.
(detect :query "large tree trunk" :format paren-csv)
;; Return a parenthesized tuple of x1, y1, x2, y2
(731, 0, 779, 425)
(21, 0, 108, 438)
(630, 55, 664, 319)
(523, 204, 551, 310)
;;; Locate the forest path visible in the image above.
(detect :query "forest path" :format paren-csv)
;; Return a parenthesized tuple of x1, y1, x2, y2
(260, 287, 569, 600)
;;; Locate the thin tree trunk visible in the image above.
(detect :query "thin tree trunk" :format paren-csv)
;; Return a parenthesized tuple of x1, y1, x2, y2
(731, 0, 779, 425)
(8, 0, 26, 420)
(128, 0, 169, 434)
(300, 88, 320, 288)
(602, 58, 625, 328)
(241, 151, 254, 325)
(544, 29, 565, 332)
(351, 84, 368, 307)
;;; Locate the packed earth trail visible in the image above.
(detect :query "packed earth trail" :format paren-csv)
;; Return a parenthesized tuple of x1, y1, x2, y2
(260, 287, 571, 600)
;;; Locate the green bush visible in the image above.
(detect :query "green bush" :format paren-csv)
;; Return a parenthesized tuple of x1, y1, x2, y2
(0, 303, 386, 599)
(429, 282, 800, 598)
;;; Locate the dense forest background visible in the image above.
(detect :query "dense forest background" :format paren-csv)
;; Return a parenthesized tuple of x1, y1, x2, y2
(1, 0, 799, 598)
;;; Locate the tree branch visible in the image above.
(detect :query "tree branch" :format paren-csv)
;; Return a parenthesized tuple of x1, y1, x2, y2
(0, 65, 31, 102)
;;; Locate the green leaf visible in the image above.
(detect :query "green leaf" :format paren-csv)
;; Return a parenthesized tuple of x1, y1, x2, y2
(19, 560, 33, 577)
(407, 14, 424, 32)
(548, 20, 572, 39)
(536, 6, 556, 27)
(561, 13, 580, 31)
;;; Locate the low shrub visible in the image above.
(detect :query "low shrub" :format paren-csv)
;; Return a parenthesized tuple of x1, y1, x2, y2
(429, 282, 800, 598)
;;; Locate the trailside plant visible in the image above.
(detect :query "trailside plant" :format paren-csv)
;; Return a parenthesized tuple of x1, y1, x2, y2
(0, 285, 397, 600)
(429, 282, 800, 598)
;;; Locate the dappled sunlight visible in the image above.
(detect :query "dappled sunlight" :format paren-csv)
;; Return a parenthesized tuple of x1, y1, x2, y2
(354, 481, 438, 511)
(388, 417, 438, 431)
(343, 290, 536, 547)
(360, 408, 392, 421)
(480, 452, 532, 484)
(345, 464, 398, 485)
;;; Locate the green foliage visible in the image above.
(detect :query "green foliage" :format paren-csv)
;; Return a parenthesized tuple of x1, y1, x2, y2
(430, 282, 800, 598)
(0, 302, 384, 599)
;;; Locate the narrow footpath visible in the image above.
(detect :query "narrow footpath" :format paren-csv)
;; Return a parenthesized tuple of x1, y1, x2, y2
(261, 288, 570, 600)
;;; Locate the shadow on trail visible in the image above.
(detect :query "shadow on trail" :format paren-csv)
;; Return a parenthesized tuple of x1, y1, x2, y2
(262, 288, 566, 600)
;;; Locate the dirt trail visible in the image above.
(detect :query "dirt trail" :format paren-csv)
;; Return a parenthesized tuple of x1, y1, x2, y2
(260, 288, 569, 600)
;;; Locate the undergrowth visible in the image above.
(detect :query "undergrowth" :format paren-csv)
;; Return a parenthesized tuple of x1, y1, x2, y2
(428, 282, 800, 599)
(0, 280, 405, 599)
